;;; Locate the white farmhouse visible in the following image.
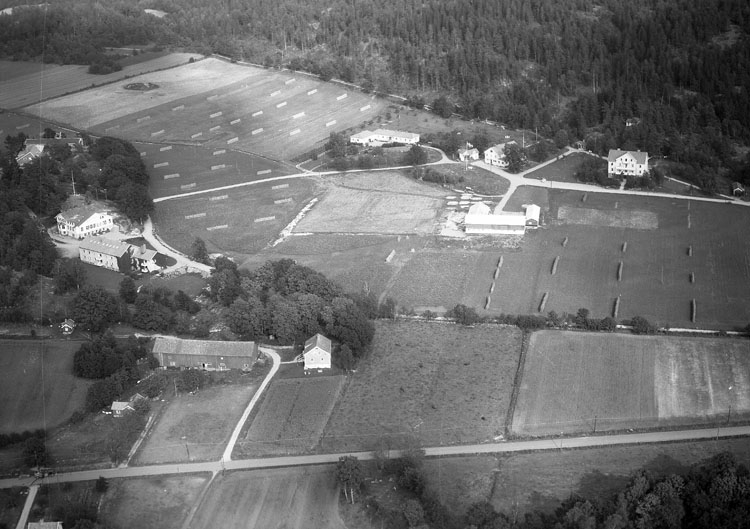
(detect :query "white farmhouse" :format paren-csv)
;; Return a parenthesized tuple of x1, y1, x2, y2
(483, 141, 517, 168)
(458, 147, 480, 162)
(79, 236, 132, 273)
(56, 205, 114, 239)
(349, 129, 420, 146)
(303, 333, 332, 372)
(607, 149, 648, 177)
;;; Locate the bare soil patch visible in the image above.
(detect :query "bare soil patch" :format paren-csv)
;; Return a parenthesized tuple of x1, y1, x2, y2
(321, 320, 522, 452)
(101, 474, 209, 529)
(188, 466, 345, 529)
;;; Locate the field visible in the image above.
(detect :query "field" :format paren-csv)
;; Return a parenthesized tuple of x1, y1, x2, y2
(188, 466, 345, 529)
(511, 331, 750, 436)
(139, 141, 293, 199)
(524, 152, 596, 183)
(491, 437, 750, 515)
(320, 320, 522, 452)
(0, 340, 91, 434)
(0, 111, 78, 147)
(151, 177, 317, 256)
(0, 53, 199, 109)
(133, 369, 269, 465)
(100, 475, 209, 529)
(26, 57, 387, 160)
(235, 376, 345, 456)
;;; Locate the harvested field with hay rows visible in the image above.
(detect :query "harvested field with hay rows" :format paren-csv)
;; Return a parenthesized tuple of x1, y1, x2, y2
(512, 331, 750, 436)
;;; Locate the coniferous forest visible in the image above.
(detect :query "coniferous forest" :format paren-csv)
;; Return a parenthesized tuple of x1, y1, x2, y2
(1, 0, 750, 183)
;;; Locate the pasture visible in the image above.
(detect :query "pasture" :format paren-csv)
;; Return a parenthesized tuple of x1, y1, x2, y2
(133, 368, 269, 465)
(1, 53, 198, 109)
(235, 375, 345, 457)
(188, 466, 345, 529)
(295, 171, 447, 235)
(151, 177, 316, 255)
(0, 340, 91, 435)
(28, 57, 387, 160)
(139, 141, 293, 199)
(492, 437, 750, 515)
(100, 475, 209, 529)
(524, 152, 596, 183)
(320, 320, 522, 452)
(0, 112, 76, 147)
(511, 331, 750, 436)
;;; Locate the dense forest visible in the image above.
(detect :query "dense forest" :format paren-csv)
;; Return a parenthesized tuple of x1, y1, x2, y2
(1, 0, 750, 185)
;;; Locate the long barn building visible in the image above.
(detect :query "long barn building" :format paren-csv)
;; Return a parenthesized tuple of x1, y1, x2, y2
(152, 336, 258, 371)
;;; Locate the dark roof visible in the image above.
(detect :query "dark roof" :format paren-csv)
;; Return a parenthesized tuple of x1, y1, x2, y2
(79, 236, 131, 257)
(153, 336, 257, 357)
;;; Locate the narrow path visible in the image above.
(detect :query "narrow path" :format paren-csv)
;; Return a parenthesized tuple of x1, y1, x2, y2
(222, 347, 281, 462)
(3, 425, 749, 491)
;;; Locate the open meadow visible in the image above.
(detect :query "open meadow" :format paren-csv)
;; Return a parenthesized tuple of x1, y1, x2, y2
(320, 320, 522, 452)
(152, 177, 317, 256)
(524, 151, 597, 183)
(139, 141, 293, 199)
(26, 57, 387, 160)
(1, 53, 199, 109)
(0, 111, 79, 144)
(511, 331, 750, 436)
(234, 375, 345, 457)
(100, 474, 209, 529)
(0, 339, 91, 435)
(133, 367, 269, 465)
(188, 466, 345, 529)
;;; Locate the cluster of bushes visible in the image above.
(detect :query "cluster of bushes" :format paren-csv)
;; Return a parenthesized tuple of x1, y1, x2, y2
(443, 304, 655, 335)
(0, 266, 37, 323)
(623, 168, 665, 190)
(87, 54, 123, 74)
(0, 429, 45, 451)
(575, 156, 620, 187)
(410, 166, 463, 186)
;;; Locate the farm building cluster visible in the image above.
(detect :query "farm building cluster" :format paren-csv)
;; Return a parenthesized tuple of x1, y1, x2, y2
(464, 202, 540, 235)
(15, 134, 85, 166)
(79, 237, 160, 273)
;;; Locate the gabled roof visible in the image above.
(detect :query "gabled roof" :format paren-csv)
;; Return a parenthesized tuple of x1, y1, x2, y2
(350, 130, 375, 140)
(485, 141, 516, 156)
(153, 336, 256, 357)
(56, 205, 111, 227)
(79, 236, 131, 258)
(131, 245, 158, 261)
(111, 401, 133, 412)
(304, 333, 332, 354)
(607, 149, 648, 165)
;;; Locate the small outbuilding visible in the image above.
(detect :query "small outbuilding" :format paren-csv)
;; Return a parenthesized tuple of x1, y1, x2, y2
(60, 318, 76, 335)
(303, 333, 332, 372)
(27, 522, 64, 529)
(732, 182, 745, 196)
(457, 147, 479, 162)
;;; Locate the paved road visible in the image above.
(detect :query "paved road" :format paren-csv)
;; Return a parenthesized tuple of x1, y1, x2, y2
(14, 485, 37, 529)
(4, 425, 749, 490)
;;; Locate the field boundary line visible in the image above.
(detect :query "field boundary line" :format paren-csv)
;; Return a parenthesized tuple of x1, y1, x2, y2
(179, 470, 219, 529)
(505, 330, 530, 437)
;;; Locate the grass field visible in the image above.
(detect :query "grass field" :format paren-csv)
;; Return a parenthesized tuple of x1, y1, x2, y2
(0, 111, 78, 148)
(0, 339, 91, 435)
(140, 141, 293, 199)
(235, 376, 345, 456)
(511, 331, 750, 436)
(2, 53, 198, 109)
(100, 475, 209, 529)
(524, 152, 596, 183)
(133, 369, 269, 465)
(491, 437, 750, 515)
(295, 171, 447, 235)
(152, 177, 317, 256)
(320, 320, 522, 452)
(188, 466, 345, 529)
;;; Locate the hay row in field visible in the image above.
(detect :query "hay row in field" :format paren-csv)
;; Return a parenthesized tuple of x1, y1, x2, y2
(617, 261, 623, 281)
(539, 292, 549, 312)
(691, 299, 697, 322)
(612, 296, 620, 318)
(551, 256, 560, 275)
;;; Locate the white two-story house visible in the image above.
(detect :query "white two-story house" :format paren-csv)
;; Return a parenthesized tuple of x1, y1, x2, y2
(607, 149, 648, 177)
(56, 206, 114, 239)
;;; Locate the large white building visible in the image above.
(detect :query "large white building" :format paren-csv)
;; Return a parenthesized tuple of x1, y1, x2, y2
(349, 129, 420, 146)
(607, 149, 648, 177)
(483, 141, 517, 167)
(56, 205, 114, 239)
(79, 237, 132, 273)
(464, 203, 540, 235)
(303, 333, 332, 372)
